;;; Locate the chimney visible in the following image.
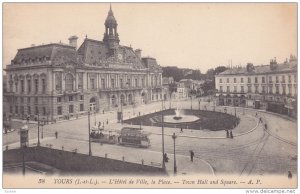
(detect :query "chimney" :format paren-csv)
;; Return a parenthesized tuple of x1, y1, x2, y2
(135, 49, 142, 60)
(68, 35, 78, 49)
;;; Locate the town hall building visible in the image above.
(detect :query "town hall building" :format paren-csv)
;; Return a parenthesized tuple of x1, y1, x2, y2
(3, 5, 163, 122)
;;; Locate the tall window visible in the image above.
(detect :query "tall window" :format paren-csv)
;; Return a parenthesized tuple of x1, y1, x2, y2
(220, 86, 223, 92)
(120, 78, 123, 88)
(34, 79, 39, 93)
(227, 86, 230, 92)
(241, 86, 244, 93)
(15, 81, 18, 93)
(135, 78, 138, 87)
(69, 105, 74, 113)
(227, 78, 230, 83)
(255, 86, 259, 93)
(57, 97, 62, 103)
(111, 78, 115, 88)
(78, 73, 83, 89)
(80, 104, 84, 111)
(248, 85, 252, 93)
(234, 78, 236, 83)
(27, 97, 30, 103)
(57, 106, 62, 115)
(43, 107, 46, 116)
(55, 72, 62, 91)
(276, 76, 279, 83)
(276, 86, 279, 94)
(248, 77, 251, 83)
(65, 74, 74, 91)
(21, 80, 24, 93)
(15, 106, 18, 114)
(294, 74, 297, 82)
(220, 78, 222, 83)
(255, 77, 258, 83)
(142, 78, 145, 87)
(42, 78, 46, 93)
(234, 86, 237, 92)
(262, 77, 265, 83)
(241, 78, 243, 83)
(269, 76, 273, 83)
(282, 85, 286, 95)
(90, 78, 95, 89)
(35, 106, 38, 115)
(127, 78, 131, 87)
(269, 86, 273, 94)
(262, 86, 266, 93)
(101, 78, 105, 88)
(27, 79, 31, 93)
(282, 75, 285, 83)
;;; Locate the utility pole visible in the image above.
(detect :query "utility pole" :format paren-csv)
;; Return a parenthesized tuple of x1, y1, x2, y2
(172, 133, 177, 175)
(161, 99, 165, 169)
(88, 111, 92, 156)
(139, 112, 142, 130)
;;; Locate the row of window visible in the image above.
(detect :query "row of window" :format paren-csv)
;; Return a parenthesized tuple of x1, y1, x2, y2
(219, 84, 296, 94)
(9, 78, 46, 94)
(10, 106, 47, 115)
(219, 74, 297, 84)
(57, 95, 84, 103)
(57, 104, 84, 115)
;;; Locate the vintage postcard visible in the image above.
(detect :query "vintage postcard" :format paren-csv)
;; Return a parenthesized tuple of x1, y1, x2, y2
(2, 2, 298, 190)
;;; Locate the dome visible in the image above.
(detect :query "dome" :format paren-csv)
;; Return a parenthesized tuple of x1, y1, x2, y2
(105, 5, 118, 26)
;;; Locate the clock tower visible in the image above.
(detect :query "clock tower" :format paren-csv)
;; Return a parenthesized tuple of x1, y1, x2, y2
(103, 4, 120, 57)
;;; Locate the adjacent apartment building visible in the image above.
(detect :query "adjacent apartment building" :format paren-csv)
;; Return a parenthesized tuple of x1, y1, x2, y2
(3, 6, 163, 122)
(215, 56, 297, 117)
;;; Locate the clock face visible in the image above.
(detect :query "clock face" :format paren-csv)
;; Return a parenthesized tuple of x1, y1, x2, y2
(118, 54, 123, 60)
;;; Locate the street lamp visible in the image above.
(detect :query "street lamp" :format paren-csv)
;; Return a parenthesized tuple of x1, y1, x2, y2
(172, 133, 177, 175)
(37, 114, 40, 146)
(41, 118, 45, 139)
(20, 121, 29, 176)
(161, 99, 165, 169)
(88, 111, 92, 156)
(198, 98, 201, 110)
(190, 96, 193, 110)
(139, 112, 142, 130)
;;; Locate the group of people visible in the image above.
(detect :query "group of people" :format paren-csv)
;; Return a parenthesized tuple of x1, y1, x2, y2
(163, 150, 195, 163)
(226, 130, 234, 139)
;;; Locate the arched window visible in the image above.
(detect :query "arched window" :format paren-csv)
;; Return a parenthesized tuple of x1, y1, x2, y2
(120, 94, 125, 105)
(65, 74, 74, 91)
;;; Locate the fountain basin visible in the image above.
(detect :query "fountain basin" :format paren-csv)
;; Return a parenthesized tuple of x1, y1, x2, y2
(164, 115, 200, 123)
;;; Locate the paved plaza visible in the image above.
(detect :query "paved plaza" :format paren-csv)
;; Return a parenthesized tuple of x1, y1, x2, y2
(3, 98, 297, 176)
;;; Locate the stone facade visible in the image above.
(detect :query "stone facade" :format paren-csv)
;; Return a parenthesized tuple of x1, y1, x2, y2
(215, 56, 297, 117)
(3, 6, 163, 122)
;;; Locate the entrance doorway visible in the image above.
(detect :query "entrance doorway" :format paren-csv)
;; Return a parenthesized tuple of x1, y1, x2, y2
(90, 97, 96, 112)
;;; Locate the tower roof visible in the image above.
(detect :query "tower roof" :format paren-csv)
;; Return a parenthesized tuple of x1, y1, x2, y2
(105, 4, 117, 26)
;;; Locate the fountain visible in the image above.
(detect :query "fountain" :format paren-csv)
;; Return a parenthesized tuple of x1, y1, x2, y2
(173, 107, 182, 120)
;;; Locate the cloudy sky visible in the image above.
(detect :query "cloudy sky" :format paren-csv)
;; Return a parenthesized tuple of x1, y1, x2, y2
(3, 3, 297, 72)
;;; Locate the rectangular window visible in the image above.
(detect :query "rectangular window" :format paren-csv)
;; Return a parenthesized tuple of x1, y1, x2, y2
(255, 86, 259, 93)
(248, 77, 251, 83)
(42, 78, 46, 93)
(282, 76, 285, 83)
(234, 78, 236, 83)
(28, 106, 31, 115)
(127, 78, 131, 87)
(220, 86, 223, 92)
(269, 76, 272, 83)
(262, 86, 266, 93)
(15, 82, 18, 93)
(101, 78, 105, 89)
(35, 106, 38, 115)
(90, 78, 95, 89)
(227, 78, 229, 83)
(34, 97, 38, 104)
(241, 78, 243, 83)
(15, 106, 18, 114)
(20, 97, 24, 103)
(21, 80, 24, 93)
(288, 75, 291, 83)
(276, 76, 279, 83)
(69, 96, 73, 102)
(111, 79, 115, 88)
(10, 106, 13, 113)
(219, 78, 222, 83)
(241, 86, 244, 93)
(255, 77, 258, 83)
(78, 73, 83, 89)
(27, 79, 31, 93)
(69, 105, 74, 113)
(80, 104, 84, 111)
(227, 86, 230, 92)
(57, 97, 62, 103)
(35, 79, 39, 93)
(57, 106, 62, 115)
(80, 95, 84, 100)
(120, 78, 123, 88)
(262, 77, 265, 83)
(288, 85, 291, 95)
(248, 85, 252, 93)
(135, 78, 138, 87)
(294, 74, 297, 82)
(282, 85, 286, 95)
(269, 86, 273, 94)
(43, 107, 46, 116)
(20, 106, 24, 115)
(276, 86, 279, 94)
(142, 78, 145, 87)
(234, 86, 237, 92)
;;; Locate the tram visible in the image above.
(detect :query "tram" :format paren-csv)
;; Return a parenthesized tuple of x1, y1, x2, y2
(118, 127, 151, 148)
(90, 126, 118, 144)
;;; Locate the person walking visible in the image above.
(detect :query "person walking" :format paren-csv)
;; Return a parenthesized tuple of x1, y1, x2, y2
(180, 127, 183, 133)
(55, 131, 58, 139)
(164, 153, 169, 163)
(230, 130, 233, 139)
(190, 150, 194, 162)
(226, 130, 229, 138)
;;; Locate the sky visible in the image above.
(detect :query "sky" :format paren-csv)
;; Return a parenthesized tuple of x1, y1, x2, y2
(3, 3, 297, 73)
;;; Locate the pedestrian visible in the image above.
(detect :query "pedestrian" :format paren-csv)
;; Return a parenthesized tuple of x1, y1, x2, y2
(106, 119, 108, 125)
(230, 130, 233, 139)
(264, 124, 267, 130)
(164, 153, 169, 163)
(190, 150, 194, 162)
(288, 171, 292, 179)
(255, 112, 258, 117)
(103, 110, 105, 114)
(180, 127, 183, 133)
(259, 117, 262, 123)
(98, 121, 101, 128)
(226, 130, 229, 138)
(55, 131, 58, 139)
